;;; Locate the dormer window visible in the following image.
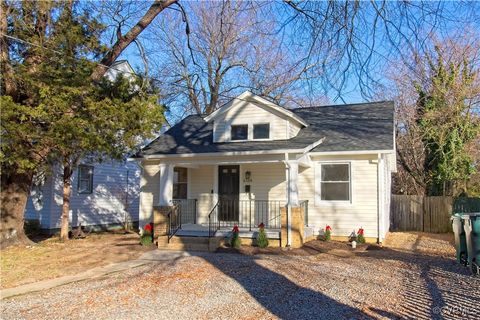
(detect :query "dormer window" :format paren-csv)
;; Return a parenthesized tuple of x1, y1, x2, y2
(253, 123, 270, 139)
(231, 125, 248, 140)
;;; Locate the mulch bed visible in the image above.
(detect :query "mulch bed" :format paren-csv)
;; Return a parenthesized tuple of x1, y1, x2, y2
(216, 239, 378, 256)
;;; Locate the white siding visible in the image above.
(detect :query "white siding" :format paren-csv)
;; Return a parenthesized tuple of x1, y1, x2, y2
(299, 154, 379, 238)
(212, 101, 289, 142)
(189, 165, 215, 224)
(239, 163, 286, 201)
(25, 161, 141, 230)
(288, 122, 302, 138)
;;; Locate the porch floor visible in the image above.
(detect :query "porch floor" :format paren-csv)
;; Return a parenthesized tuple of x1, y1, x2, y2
(175, 223, 281, 239)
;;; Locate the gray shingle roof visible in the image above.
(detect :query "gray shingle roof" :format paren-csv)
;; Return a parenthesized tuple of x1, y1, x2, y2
(136, 101, 394, 157)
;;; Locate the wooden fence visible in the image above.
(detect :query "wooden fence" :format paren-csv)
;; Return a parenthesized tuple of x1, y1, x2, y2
(390, 196, 480, 233)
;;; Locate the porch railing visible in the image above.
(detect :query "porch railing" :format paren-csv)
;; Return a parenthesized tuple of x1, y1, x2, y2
(208, 199, 285, 237)
(208, 201, 220, 237)
(167, 204, 181, 243)
(172, 199, 197, 224)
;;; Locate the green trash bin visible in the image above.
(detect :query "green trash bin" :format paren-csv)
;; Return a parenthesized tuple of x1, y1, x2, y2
(451, 214, 468, 265)
(462, 213, 480, 275)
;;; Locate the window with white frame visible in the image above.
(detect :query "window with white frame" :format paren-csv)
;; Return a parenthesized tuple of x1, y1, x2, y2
(253, 123, 270, 139)
(78, 165, 94, 194)
(319, 163, 351, 201)
(173, 167, 188, 199)
(231, 125, 248, 140)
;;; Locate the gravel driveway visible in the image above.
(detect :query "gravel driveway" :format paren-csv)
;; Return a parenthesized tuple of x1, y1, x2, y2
(1, 245, 479, 320)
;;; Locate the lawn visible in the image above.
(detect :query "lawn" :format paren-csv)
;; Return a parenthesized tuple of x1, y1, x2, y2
(0, 232, 153, 289)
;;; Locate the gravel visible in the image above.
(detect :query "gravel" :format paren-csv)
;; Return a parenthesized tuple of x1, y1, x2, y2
(1, 240, 479, 320)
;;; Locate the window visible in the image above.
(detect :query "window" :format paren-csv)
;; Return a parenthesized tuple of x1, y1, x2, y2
(231, 125, 248, 140)
(173, 167, 188, 199)
(319, 163, 350, 201)
(253, 123, 270, 139)
(78, 165, 94, 194)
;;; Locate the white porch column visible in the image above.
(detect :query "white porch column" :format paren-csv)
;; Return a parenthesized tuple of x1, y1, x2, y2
(285, 160, 300, 247)
(159, 164, 174, 206)
(288, 161, 299, 207)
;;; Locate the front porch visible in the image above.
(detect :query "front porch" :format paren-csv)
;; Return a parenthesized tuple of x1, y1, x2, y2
(154, 198, 309, 251)
(148, 159, 311, 250)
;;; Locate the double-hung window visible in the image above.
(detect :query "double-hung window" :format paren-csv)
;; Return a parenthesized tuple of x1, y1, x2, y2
(173, 167, 188, 199)
(318, 163, 351, 202)
(78, 165, 94, 194)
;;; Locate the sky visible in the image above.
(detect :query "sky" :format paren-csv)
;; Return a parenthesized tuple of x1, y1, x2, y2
(92, 0, 480, 117)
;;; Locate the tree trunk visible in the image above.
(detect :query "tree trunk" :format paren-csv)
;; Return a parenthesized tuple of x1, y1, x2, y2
(60, 162, 73, 241)
(91, 0, 177, 81)
(0, 170, 34, 248)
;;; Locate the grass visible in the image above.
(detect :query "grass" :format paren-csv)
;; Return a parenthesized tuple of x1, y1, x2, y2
(0, 232, 153, 289)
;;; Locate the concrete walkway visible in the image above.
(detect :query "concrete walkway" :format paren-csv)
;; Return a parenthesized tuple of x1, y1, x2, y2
(0, 250, 191, 300)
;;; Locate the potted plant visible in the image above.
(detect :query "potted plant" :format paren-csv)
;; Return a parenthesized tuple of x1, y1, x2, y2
(140, 223, 153, 246)
(256, 222, 269, 248)
(230, 225, 241, 249)
(357, 227, 366, 244)
(324, 225, 332, 241)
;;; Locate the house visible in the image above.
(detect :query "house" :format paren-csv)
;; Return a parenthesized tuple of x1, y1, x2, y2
(24, 61, 142, 233)
(25, 161, 140, 233)
(132, 91, 396, 248)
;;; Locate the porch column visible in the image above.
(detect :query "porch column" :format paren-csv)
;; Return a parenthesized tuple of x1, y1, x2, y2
(159, 164, 174, 206)
(284, 160, 299, 247)
(287, 161, 299, 207)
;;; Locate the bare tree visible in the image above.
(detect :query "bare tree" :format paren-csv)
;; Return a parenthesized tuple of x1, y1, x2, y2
(379, 32, 480, 195)
(91, 0, 177, 81)
(145, 1, 326, 119)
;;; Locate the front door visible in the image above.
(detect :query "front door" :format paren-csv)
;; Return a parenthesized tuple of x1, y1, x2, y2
(218, 165, 239, 222)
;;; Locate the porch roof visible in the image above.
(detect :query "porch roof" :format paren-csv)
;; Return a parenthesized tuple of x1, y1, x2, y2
(134, 101, 394, 158)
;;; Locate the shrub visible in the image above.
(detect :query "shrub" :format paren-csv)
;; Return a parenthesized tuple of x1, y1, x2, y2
(230, 225, 241, 249)
(256, 222, 269, 248)
(357, 227, 366, 244)
(324, 225, 332, 241)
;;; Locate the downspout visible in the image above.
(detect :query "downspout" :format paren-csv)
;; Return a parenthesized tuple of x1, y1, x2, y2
(376, 153, 382, 244)
(284, 153, 292, 247)
(133, 160, 145, 233)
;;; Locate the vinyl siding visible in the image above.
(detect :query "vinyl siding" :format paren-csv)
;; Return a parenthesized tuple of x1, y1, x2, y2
(189, 165, 215, 224)
(25, 161, 140, 230)
(299, 154, 379, 238)
(213, 101, 289, 142)
(239, 163, 286, 201)
(288, 122, 302, 138)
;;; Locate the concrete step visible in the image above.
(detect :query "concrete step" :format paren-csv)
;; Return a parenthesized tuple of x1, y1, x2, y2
(157, 235, 221, 252)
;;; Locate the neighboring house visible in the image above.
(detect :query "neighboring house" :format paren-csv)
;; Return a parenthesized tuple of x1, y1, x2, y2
(25, 161, 140, 232)
(24, 60, 142, 233)
(132, 91, 396, 246)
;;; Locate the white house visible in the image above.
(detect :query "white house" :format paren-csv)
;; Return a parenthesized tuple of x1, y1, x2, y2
(132, 91, 396, 246)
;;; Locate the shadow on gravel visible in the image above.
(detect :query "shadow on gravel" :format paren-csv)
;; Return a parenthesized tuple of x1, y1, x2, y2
(360, 248, 480, 320)
(195, 252, 401, 319)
